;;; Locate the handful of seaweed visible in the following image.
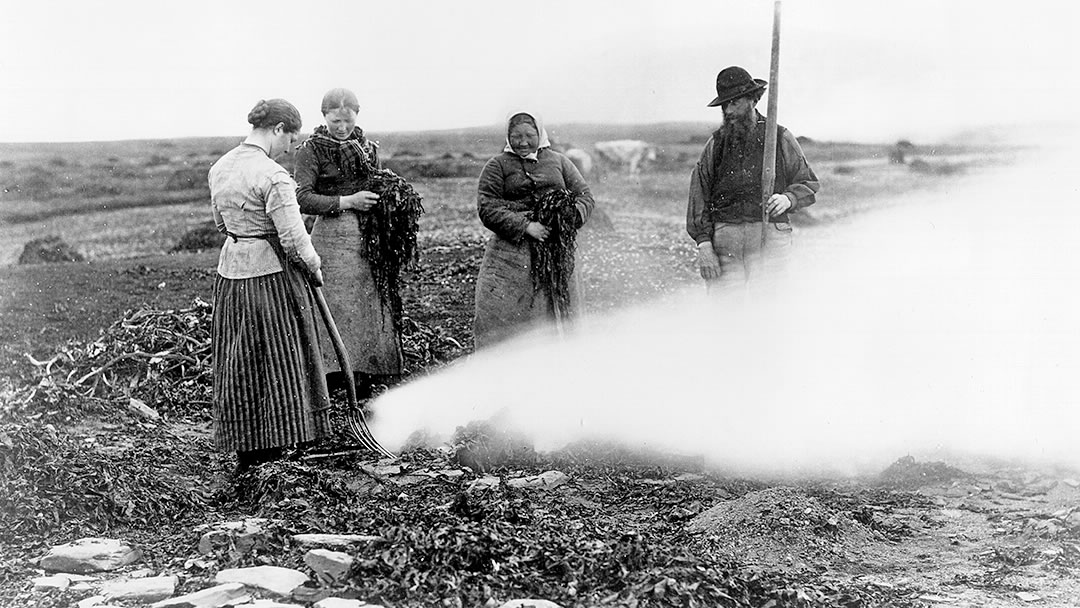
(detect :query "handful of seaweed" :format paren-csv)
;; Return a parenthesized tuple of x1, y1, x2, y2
(529, 188, 581, 319)
(361, 168, 425, 329)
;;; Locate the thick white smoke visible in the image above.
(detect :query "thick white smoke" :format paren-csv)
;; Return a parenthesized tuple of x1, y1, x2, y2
(370, 130, 1080, 476)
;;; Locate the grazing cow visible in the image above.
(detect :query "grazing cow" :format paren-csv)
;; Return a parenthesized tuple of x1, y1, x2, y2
(593, 139, 657, 175)
(564, 148, 594, 179)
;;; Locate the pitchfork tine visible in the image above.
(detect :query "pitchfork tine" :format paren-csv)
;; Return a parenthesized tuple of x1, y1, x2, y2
(311, 281, 397, 459)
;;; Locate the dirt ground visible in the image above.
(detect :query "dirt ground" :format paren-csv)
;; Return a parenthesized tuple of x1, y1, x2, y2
(2, 150, 1074, 607)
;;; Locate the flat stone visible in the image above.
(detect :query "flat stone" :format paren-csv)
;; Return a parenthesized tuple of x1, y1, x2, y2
(498, 600, 564, 608)
(304, 549, 354, 584)
(127, 397, 161, 420)
(216, 565, 309, 597)
(246, 600, 305, 608)
(151, 582, 250, 608)
(315, 599, 385, 608)
(292, 534, 382, 547)
(467, 476, 501, 492)
(197, 519, 271, 555)
(39, 538, 143, 573)
(673, 473, 705, 482)
(507, 471, 568, 490)
(101, 575, 177, 602)
(32, 575, 71, 591)
(76, 595, 108, 608)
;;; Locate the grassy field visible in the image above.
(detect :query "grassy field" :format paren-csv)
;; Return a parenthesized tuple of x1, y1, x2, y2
(0, 125, 1016, 384)
(0, 124, 1009, 266)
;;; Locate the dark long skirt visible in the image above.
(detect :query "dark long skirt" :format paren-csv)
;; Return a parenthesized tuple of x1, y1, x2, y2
(473, 235, 583, 350)
(212, 269, 330, 452)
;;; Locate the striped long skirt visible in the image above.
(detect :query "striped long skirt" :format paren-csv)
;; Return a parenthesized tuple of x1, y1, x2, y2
(211, 269, 330, 452)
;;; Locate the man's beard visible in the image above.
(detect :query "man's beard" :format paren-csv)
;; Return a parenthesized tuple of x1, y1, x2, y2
(723, 109, 756, 144)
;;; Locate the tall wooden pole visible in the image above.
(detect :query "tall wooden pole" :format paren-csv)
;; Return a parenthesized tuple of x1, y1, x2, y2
(761, 0, 782, 245)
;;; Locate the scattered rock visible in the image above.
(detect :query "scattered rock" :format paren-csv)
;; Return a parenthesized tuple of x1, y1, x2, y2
(245, 600, 305, 608)
(292, 533, 382, 548)
(32, 575, 74, 591)
(127, 397, 161, 420)
(76, 595, 110, 608)
(498, 600, 564, 608)
(197, 518, 271, 555)
(507, 471, 569, 490)
(101, 575, 177, 602)
(314, 598, 383, 608)
(151, 582, 250, 608)
(304, 549, 354, 584)
(674, 473, 705, 482)
(1016, 591, 1041, 602)
(467, 476, 501, 493)
(39, 538, 143, 573)
(215, 565, 309, 597)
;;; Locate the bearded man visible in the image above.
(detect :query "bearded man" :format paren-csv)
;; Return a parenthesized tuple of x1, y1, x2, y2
(687, 66, 819, 286)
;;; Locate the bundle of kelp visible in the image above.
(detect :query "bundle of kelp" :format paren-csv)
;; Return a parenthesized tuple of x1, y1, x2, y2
(362, 168, 425, 329)
(529, 188, 581, 320)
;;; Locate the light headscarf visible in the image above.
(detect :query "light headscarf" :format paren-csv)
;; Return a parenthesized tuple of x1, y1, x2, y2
(502, 111, 551, 161)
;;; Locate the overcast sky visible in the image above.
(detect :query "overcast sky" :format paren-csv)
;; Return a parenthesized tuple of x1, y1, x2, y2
(1, 0, 1077, 144)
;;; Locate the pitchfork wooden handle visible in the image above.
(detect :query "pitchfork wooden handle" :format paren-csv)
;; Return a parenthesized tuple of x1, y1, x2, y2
(311, 285, 358, 409)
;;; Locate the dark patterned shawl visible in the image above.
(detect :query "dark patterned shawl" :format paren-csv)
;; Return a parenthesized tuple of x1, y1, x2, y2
(305, 125, 377, 180)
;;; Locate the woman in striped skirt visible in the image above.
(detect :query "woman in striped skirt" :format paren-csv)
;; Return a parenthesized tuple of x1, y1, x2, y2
(208, 98, 330, 470)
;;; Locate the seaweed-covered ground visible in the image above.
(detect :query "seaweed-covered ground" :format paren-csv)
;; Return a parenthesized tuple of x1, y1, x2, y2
(2, 148, 1076, 607)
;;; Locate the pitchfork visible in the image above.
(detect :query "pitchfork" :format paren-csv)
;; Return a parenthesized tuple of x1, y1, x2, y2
(310, 283, 396, 459)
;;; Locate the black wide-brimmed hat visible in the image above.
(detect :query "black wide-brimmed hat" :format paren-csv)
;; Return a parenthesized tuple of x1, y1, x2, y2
(707, 66, 767, 107)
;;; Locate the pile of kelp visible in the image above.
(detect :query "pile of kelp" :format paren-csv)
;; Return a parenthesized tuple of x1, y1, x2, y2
(0, 419, 213, 539)
(8, 297, 459, 423)
(363, 168, 425, 330)
(399, 315, 466, 375)
(214, 446, 874, 608)
(529, 188, 582, 319)
(9, 299, 215, 424)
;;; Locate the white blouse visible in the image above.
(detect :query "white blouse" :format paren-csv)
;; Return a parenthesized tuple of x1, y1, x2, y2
(208, 143, 320, 279)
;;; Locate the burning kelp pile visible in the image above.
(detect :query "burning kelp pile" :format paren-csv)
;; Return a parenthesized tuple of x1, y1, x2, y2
(183, 445, 875, 608)
(687, 486, 881, 574)
(6, 300, 1078, 607)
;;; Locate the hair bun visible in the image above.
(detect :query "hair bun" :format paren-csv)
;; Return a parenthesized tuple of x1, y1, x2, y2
(247, 100, 270, 126)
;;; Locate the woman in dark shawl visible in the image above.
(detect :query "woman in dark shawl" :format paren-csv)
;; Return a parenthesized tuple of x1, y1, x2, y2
(294, 88, 403, 397)
(473, 111, 595, 349)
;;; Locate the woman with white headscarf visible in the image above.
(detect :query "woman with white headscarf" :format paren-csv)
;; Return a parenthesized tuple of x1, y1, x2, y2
(473, 111, 594, 349)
